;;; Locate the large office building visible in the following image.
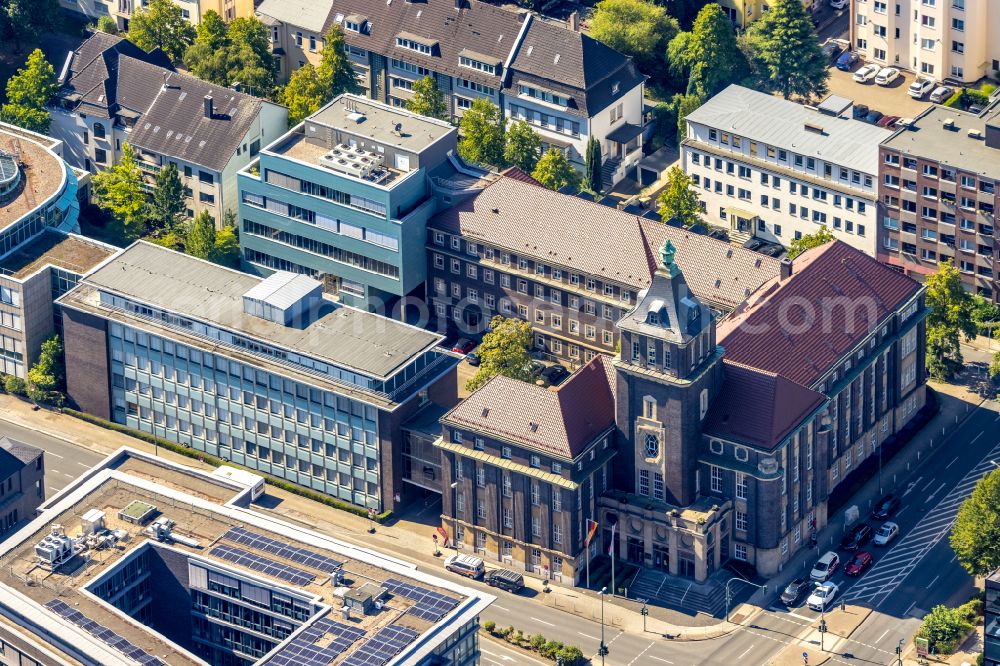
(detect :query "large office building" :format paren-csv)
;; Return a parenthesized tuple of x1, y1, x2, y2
(256, 0, 647, 185)
(878, 100, 999, 297)
(0, 122, 115, 379)
(851, 0, 1000, 84)
(437, 238, 927, 586)
(426, 171, 782, 365)
(0, 447, 490, 666)
(681, 85, 890, 256)
(237, 94, 477, 312)
(51, 33, 288, 225)
(58, 242, 460, 514)
(60, 0, 256, 29)
(0, 437, 43, 538)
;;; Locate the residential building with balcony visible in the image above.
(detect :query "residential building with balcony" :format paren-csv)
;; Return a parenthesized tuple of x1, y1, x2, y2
(435, 238, 927, 592)
(851, 0, 1000, 84)
(58, 242, 460, 514)
(60, 0, 255, 30)
(237, 94, 471, 312)
(0, 437, 43, 539)
(50, 33, 288, 226)
(0, 122, 115, 379)
(878, 101, 1000, 297)
(425, 171, 782, 365)
(681, 85, 889, 255)
(256, 0, 646, 186)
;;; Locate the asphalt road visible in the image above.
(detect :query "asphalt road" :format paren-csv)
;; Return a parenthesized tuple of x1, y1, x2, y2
(8, 398, 998, 666)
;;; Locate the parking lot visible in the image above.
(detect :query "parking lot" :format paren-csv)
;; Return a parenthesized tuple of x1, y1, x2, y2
(825, 63, 935, 119)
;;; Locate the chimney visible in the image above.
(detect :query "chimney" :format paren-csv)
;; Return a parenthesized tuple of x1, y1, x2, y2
(203, 95, 213, 119)
(567, 10, 579, 31)
(780, 257, 793, 280)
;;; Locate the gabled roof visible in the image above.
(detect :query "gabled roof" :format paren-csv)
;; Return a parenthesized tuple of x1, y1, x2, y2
(0, 436, 41, 477)
(718, 240, 922, 387)
(702, 362, 826, 450)
(442, 355, 616, 459)
(428, 174, 780, 310)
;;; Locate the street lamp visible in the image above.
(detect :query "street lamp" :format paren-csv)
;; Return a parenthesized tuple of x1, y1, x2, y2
(598, 586, 608, 665)
(724, 577, 768, 622)
(816, 582, 829, 652)
(896, 639, 904, 666)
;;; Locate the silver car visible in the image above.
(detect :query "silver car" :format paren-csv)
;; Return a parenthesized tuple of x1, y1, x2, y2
(930, 86, 955, 104)
(873, 521, 899, 546)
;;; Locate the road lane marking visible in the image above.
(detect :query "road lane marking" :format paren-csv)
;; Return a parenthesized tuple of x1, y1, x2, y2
(47, 486, 59, 493)
(737, 647, 753, 660)
(648, 657, 674, 664)
(972, 431, 984, 443)
(904, 601, 916, 616)
(76, 462, 91, 468)
(945, 456, 959, 469)
(491, 605, 510, 612)
(876, 629, 890, 643)
(627, 642, 657, 666)
(928, 575, 940, 588)
(577, 632, 599, 640)
(529, 617, 555, 627)
(785, 610, 816, 622)
(925, 482, 948, 502)
(921, 478, 936, 492)
(45, 451, 63, 459)
(950, 554, 957, 564)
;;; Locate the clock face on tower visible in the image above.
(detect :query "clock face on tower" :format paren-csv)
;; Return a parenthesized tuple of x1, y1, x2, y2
(644, 432, 660, 458)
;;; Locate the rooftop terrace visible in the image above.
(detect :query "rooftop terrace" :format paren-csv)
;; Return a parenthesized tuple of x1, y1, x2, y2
(0, 126, 66, 232)
(0, 230, 116, 279)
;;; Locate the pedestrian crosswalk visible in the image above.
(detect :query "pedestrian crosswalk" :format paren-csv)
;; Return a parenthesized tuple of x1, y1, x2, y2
(844, 440, 1000, 608)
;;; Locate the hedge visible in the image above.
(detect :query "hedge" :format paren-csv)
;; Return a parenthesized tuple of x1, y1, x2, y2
(62, 408, 392, 523)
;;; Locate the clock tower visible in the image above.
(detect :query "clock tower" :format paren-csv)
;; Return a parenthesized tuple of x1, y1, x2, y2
(612, 240, 723, 506)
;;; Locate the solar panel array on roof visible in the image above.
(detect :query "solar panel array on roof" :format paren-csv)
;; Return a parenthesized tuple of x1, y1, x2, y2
(341, 624, 419, 666)
(383, 578, 459, 622)
(265, 616, 366, 666)
(46, 599, 166, 665)
(223, 527, 343, 574)
(209, 545, 316, 586)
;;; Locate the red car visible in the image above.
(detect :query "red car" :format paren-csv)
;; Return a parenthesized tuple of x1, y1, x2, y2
(845, 551, 873, 576)
(451, 338, 476, 355)
(877, 115, 901, 128)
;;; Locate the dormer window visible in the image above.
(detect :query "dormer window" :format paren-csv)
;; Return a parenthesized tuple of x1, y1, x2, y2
(459, 55, 496, 75)
(396, 34, 435, 55)
(646, 311, 659, 325)
(345, 20, 361, 32)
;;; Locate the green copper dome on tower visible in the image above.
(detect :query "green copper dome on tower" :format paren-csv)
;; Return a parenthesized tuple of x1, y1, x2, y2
(659, 239, 679, 277)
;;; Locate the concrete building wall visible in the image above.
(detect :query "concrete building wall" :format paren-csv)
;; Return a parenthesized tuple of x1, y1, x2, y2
(62, 306, 111, 419)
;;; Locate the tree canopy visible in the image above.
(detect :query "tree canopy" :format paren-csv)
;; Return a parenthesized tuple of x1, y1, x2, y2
(503, 120, 542, 174)
(925, 260, 977, 379)
(278, 26, 359, 125)
(317, 25, 359, 98)
(185, 12, 276, 95)
(743, 0, 829, 100)
(787, 225, 835, 259)
(589, 0, 679, 80)
(26, 334, 64, 397)
(127, 0, 196, 63)
(92, 144, 148, 239)
(0, 49, 58, 134)
(405, 76, 447, 120)
(149, 162, 185, 235)
(280, 64, 327, 125)
(657, 165, 701, 227)
(950, 468, 1000, 577)
(584, 137, 603, 194)
(466, 316, 535, 392)
(2, 0, 61, 52)
(185, 209, 216, 260)
(532, 148, 580, 191)
(668, 3, 747, 98)
(458, 99, 505, 167)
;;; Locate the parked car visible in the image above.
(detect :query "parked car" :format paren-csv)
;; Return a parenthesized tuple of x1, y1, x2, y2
(810, 551, 840, 582)
(452, 338, 476, 355)
(540, 364, 571, 386)
(821, 41, 843, 63)
(845, 551, 874, 576)
(781, 578, 811, 606)
(743, 238, 764, 251)
(808, 581, 840, 611)
(852, 103, 870, 119)
(466, 352, 480, 367)
(875, 67, 900, 86)
(530, 360, 545, 376)
(829, 0, 848, 8)
(873, 521, 900, 546)
(486, 568, 524, 592)
(836, 51, 860, 71)
(853, 64, 880, 83)
(877, 115, 901, 128)
(760, 243, 786, 258)
(908, 76, 936, 98)
(930, 86, 955, 104)
(444, 554, 484, 579)
(840, 523, 874, 551)
(864, 109, 884, 124)
(872, 494, 901, 520)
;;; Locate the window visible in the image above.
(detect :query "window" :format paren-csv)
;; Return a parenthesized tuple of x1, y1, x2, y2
(396, 36, 433, 54)
(710, 466, 723, 493)
(638, 469, 650, 496)
(459, 55, 496, 74)
(736, 473, 747, 500)
(735, 543, 748, 561)
(653, 473, 664, 500)
(735, 510, 748, 532)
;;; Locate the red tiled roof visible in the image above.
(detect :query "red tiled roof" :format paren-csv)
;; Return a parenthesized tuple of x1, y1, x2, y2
(703, 362, 827, 450)
(499, 166, 543, 187)
(718, 241, 921, 387)
(442, 355, 615, 459)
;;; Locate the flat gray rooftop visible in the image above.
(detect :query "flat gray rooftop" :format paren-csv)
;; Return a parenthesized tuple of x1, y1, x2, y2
(79, 242, 442, 379)
(883, 104, 1000, 180)
(307, 94, 455, 154)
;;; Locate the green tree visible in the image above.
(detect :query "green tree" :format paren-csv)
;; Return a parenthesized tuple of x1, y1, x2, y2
(149, 162, 185, 235)
(96, 15, 119, 35)
(317, 25, 359, 98)
(657, 165, 700, 227)
(531, 148, 580, 191)
(405, 76, 447, 120)
(3, 375, 26, 396)
(925, 260, 977, 379)
(186, 209, 216, 260)
(556, 646, 585, 666)
(673, 92, 705, 143)
(0, 49, 58, 134)
(584, 136, 603, 194)
(183, 10, 229, 83)
(466, 316, 534, 392)
(127, 0, 196, 63)
(916, 604, 976, 654)
(990, 351, 1000, 380)
(225, 17, 276, 95)
(950, 468, 1000, 576)
(26, 335, 63, 396)
(457, 98, 505, 168)
(787, 225, 835, 259)
(212, 210, 240, 267)
(589, 0, 679, 79)
(668, 4, 747, 97)
(503, 120, 542, 174)
(4, 0, 61, 52)
(280, 64, 327, 125)
(743, 0, 829, 99)
(92, 144, 148, 239)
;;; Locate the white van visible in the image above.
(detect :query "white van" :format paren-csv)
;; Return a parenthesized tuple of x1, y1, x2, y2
(444, 554, 485, 579)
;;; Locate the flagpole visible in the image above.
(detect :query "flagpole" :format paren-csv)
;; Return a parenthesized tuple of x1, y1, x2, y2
(610, 523, 616, 597)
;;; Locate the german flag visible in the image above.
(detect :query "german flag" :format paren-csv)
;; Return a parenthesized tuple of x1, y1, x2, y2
(584, 519, 598, 547)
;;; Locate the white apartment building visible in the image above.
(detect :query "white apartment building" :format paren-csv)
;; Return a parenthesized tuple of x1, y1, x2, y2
(681, 86, 890, 256)
(852, 0, 1000, 83)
